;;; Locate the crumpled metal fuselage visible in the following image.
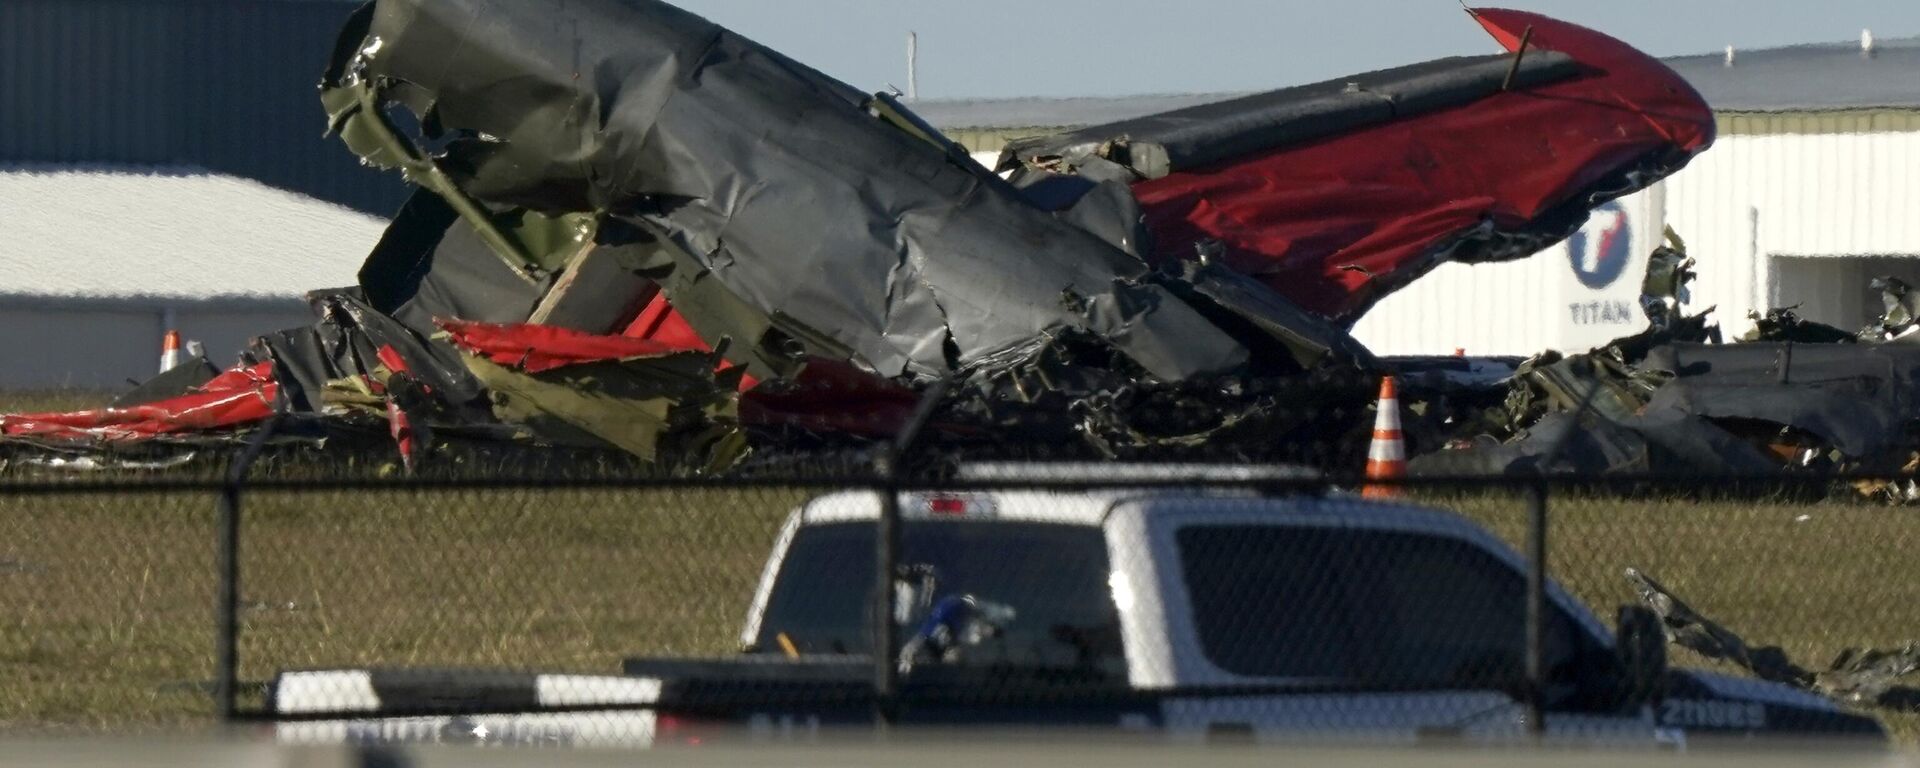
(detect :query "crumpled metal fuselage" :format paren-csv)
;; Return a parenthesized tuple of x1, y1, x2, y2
(4, 1, 1718, 471)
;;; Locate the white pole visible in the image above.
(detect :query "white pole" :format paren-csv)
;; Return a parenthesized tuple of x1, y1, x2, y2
(1750, 206, 1766, 313)
(907, 31, 919, 101)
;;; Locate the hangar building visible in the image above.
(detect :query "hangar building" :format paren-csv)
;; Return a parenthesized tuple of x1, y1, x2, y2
(0, 0, 391, 390)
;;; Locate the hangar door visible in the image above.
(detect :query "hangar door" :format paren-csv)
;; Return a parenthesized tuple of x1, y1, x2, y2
(1770, 255, 1920, 332)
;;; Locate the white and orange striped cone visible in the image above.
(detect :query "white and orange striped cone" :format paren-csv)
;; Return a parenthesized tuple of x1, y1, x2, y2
(1362, 376, 1407, 499)
(159, 330, 183, 373)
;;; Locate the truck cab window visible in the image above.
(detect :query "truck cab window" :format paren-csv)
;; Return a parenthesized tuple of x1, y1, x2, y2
(756, 522, 1125, 677)
(1178, 525, 1600, 695)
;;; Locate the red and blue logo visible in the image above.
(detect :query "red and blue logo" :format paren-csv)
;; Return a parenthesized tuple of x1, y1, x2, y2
(1567, 202, 1632, 290)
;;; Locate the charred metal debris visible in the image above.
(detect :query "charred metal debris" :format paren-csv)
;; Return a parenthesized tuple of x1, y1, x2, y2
(1411, 241, 1920, 491)
(1627, 568, 1920, 709)
(1399, 262, 1920, 507)
(2, 1, 1727, 474)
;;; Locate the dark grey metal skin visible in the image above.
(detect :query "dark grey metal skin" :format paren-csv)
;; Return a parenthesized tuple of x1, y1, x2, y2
(322, 0, 1265, 384)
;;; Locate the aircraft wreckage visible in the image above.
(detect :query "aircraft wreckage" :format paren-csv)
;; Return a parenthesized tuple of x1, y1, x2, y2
(1408, 238, 1920, 490)
(1, 1, 1731, 474)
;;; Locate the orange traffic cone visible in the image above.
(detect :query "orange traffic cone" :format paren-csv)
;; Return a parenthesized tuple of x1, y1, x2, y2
(159, 330, 183, 373)
(1363, 376, 1407, 499)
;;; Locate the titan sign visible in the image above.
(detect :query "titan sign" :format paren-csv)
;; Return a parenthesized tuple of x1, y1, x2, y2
(1567, 201, 1633, 289)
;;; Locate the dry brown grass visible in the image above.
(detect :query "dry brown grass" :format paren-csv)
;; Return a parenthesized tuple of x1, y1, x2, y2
(1443, 490, 1920, 741)
(3, 391, 1918, 741)
(0, 390, 115, 415)
(0, 485, 802, 731)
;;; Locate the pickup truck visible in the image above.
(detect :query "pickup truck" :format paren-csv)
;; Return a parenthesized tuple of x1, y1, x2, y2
(271, 472, 1884, 747)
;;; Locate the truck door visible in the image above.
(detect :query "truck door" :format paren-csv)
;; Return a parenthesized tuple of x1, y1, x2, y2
(1140, 508, 1655, 744)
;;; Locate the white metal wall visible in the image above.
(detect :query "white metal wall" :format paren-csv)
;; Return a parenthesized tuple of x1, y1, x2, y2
(1354, 129, 1920, 356)
(1352, 188, 1665, 357)
(1668, 131, 1920, 333)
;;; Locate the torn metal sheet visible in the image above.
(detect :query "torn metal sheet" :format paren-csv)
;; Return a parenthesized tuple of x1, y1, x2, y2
(1627, 568, 1814, 687)
(1171, 263, 1379, 372)
(1861, 277, 1920, 343)
(439, 320, 713, 375)
(251, 291, 487, 420)
(1503, 349, 1668, 430)
(424, 319, 749, 469)
(1404, 229, 1827, 477)
(0, 363, 279, 442)
(940, 331, 1378, 464)
(321, 0, 1264, 384)
(1416, 246, 1920, 477)
(1386, 356, 1522, 392)
(1008, 9, 1715, 325)
(1639, 342, 1920, 460)
(110, 355, 222, 408)
(437, 318, 922, 440)
(1004, 51, 1581, 182)
(357, 191, 548, 334)
(1413, 411, 1656, 477)
(1408, 409, 1776, 477)
(1640, 228, 1698, 332)
(460, 354, 747, 472)
(1821, 644, 1920, 705)
(1485, 298, 1715, 437)
(1628, 568, 1920, 708)
(1015, 176, 1154, 259)
(1741, 308, 1858, 345)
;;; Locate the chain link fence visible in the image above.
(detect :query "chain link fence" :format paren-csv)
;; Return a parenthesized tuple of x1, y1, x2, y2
(4, 464, 1917, 745)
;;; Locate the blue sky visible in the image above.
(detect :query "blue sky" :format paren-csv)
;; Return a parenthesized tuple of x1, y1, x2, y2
(666, 0, 1920, 99)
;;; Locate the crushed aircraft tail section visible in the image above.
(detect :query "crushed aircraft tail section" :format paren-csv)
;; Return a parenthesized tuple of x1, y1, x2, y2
(1003, 8, 1715, 325)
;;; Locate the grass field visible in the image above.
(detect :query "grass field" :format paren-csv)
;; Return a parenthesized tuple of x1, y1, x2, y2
(1450, 490, 1920, 739)
(2, 390, 1918, 740)
(0, 485, 801, 730)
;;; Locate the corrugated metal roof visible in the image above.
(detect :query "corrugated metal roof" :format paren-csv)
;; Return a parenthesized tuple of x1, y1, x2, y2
(910, 93, 1247, 132)
(0, 166, 384, 300)
(915, 37, 1920, 130)
(1668, 37, 1920, 112)
(0, 0, 408, 217)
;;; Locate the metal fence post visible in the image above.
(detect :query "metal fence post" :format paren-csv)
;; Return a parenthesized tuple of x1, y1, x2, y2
(215, 483, 241, 722)
(1524, 480, 1549, 739)
(872, 454, 901, 730)
(215, 397, 285, 724)
(871, 379, 950, 729)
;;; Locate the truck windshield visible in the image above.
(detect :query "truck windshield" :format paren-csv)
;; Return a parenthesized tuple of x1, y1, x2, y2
(754, 521, 1123, 678)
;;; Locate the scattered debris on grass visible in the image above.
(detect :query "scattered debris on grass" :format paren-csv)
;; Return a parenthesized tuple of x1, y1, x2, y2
(1629, 568, 1920, 708)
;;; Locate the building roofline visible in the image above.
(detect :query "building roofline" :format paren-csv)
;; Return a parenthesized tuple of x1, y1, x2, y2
(0, 292, 313, 313)
(917, 35, 1920, 131)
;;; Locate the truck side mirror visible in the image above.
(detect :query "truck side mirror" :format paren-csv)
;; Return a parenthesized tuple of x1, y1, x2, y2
(1615, 604, 1668, 711)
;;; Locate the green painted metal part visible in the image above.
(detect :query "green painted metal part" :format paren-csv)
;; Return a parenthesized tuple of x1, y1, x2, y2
(323, 78, 598, 281)
(464, 354, 749, 473)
